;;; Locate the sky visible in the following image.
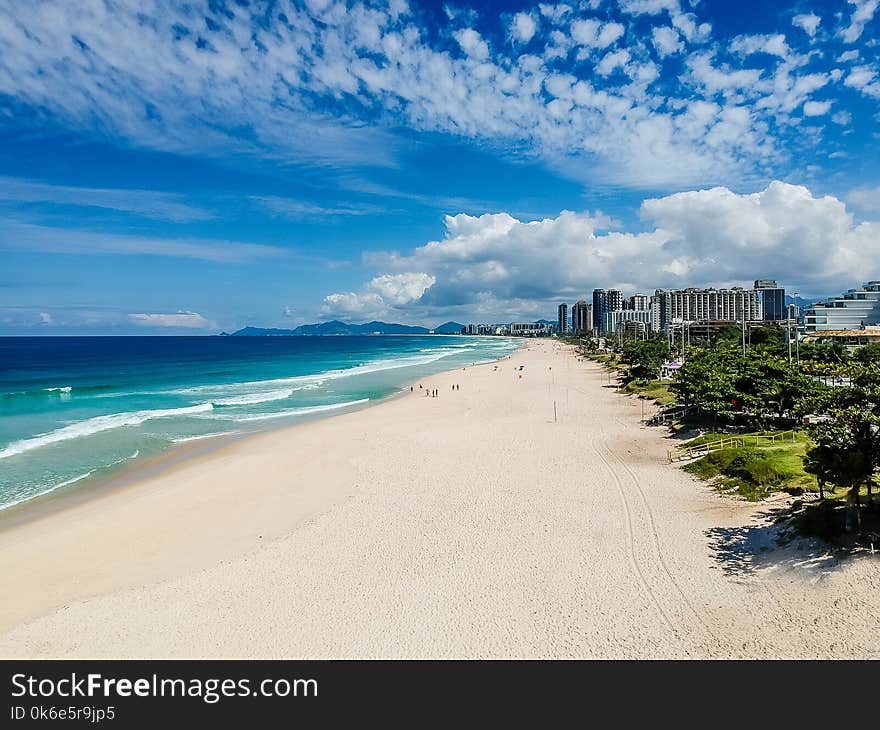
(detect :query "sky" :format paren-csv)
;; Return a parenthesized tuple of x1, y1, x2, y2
(0, 0, 879, 334)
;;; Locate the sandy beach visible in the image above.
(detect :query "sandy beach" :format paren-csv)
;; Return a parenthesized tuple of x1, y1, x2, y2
(0, 340, 878, 658)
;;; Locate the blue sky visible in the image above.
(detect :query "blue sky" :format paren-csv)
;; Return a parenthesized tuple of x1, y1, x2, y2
(0, 0, 878, 333)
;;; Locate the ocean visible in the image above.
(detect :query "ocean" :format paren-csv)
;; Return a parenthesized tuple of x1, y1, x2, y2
(0, 335, 520, 510)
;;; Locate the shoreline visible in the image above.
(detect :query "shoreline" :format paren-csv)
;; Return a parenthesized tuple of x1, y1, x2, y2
(0, 350, 516, 636)
(0, 341, 521, 530)
(1, 339, 877, 658)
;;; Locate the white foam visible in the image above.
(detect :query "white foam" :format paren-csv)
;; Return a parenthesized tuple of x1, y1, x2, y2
(45, 386, 72, 393)
(0, 470, 95, 511)
(172, 349, 462, 397)
(0, 403, 214, 461)
(223, 398, 369, 423)
(213, 389, 294, 406)
(170, 431, 239, 443)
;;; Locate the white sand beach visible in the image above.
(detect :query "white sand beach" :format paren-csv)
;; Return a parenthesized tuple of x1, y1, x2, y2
(0, 340, 877, 658)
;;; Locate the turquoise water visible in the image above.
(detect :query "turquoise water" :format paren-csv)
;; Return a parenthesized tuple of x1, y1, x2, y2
(0, 335, 519, 510)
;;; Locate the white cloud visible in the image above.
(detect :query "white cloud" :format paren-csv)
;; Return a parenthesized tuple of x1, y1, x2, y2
(0, 221, 283, 262)
(251, 196, 383, 219)
(0, 177, 213, 222)
(844, 65, 880, 97)
(839, 0, 879, 43)
(510, 12, 538, 43)
(453, 28, 490, 60)
(0, 0, 867, 194)
(368, 272, 436, 305)
(325, 182, 880, 319)
(846, 185, 880, 212)
(39, 312, 53, 325)
(803, 100, 832, 116)
(322, 272, 435, 318)
(538, 3, 572, 24)
(129, 312, 216, 329)
(670, 11, 712, 42)
(597, 49, 631, 76)
(651, 26, 684, 57)
(792, 13, 821, 38)
(618, 0, 680, 15)
(730, 33, 791, 60)
(837, 49, 860, 62)
(832, 110, 853, 125)
(570, 19, 625, 49)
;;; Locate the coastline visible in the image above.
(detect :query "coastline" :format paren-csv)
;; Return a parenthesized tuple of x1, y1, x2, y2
(1, 339, 877, 658)
(0, 347, 518, 636)
(0, 338, 522, 526)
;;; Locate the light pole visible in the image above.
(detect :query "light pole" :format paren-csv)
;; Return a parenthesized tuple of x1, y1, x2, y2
(787, 312, 792, 365)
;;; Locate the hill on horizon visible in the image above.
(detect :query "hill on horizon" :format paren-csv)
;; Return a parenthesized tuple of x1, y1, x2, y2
(230, 320, 466, 336)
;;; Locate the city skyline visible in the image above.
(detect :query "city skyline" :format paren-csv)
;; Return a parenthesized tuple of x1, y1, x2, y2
(1, 0, 879, 334)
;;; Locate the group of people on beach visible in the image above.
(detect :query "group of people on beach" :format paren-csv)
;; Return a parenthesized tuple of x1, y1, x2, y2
(413, 383, 460, 397)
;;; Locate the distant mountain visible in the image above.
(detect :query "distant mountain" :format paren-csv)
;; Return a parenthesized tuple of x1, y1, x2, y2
(230, 320, 432, 336)
(230, 326, 298, 336)
(536, 319, 555, 326)
(786, 295, 814, 308)
(433, 321, 466, 334)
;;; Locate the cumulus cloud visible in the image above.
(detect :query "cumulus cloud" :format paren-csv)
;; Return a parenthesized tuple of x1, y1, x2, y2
(322, 272, 436, 318)
(651, 26, 684, 57)
(510, 12, 538, 43)
(453, 28, 490, 60)
(839, 0, 879, 43)
(618, 0, 680, 15)
(730, 34, 791, 60)
(803, 100, 832, 116)
(792, 13, 821, 38)
(844, 65, 880, 98)
(570, 19, 624, 48)
(322, 182, 880, 320)
(128, 312, 216, 329)
(846, 185, 880, 213)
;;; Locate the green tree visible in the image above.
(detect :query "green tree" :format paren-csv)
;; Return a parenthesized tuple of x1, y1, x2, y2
(621, 338, 670, 380)
(853, 342, 880, 365)
(804, 365, 880, 527)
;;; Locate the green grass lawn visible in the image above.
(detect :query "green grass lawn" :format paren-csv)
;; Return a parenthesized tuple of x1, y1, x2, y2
(620, 379, 675, 405)
(681, 431, 818, 501)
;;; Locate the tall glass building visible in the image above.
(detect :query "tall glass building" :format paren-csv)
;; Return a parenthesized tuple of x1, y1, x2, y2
(754, 279, 786, 321)
(805, 281, 880, 332)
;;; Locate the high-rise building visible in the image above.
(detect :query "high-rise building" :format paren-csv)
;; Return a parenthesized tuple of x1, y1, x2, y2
(592, 289, 606, 332)
(605, 308, 654, 334)
(592, 288, 622, 333)
(557, 303, 568, 334)
(623, 293, 650, 311)
(572, 300, 591, 332)
(805, 281, 880, 332)
(656, 287, 761, 330)
(651, 290, 665, 332)
(754, 279, 786, 321)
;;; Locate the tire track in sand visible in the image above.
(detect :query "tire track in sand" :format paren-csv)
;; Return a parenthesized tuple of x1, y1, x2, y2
(586, 433, 679, 638)
(606, 415, 714, 639)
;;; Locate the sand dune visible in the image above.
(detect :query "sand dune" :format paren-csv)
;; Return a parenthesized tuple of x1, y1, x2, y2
(0, 340, 877, 658)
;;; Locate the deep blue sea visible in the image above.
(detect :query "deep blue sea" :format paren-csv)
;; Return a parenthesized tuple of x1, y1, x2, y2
(0, 335, 519, 510)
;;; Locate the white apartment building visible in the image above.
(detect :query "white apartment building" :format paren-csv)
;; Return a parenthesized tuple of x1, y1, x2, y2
(605, 308, 655, 333)
(509, 322, 553, 336)
(658, 287, 761, 328)
(805, 281, 880, 332)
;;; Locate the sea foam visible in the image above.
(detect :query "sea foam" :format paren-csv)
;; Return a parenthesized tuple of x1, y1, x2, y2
(0, 404, 213, 460)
